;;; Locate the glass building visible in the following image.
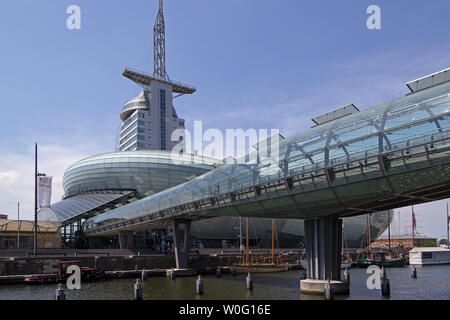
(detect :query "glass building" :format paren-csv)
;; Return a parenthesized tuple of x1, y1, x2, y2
(118, 84, 186, 152)
(83, 75, 450, 233)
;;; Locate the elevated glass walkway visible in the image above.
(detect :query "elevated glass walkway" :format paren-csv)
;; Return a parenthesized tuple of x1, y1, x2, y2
(84, 80, 450, 237)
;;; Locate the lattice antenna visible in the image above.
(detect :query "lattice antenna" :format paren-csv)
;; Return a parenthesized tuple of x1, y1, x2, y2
(153, 0, 169, 80)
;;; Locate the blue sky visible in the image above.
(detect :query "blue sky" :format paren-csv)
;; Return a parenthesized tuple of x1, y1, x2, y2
(0, 0, 449, 239)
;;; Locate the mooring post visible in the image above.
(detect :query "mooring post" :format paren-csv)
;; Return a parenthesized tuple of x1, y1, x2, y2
(55, 284, 66, 300)
(170, 268, 176, 280)
(134, 279, 143, 300)
(246, 273, 253, 291)
(196, 275, 204, 295)
(216, 267, 222, 278)
(411, 266, 417, 278)
(381, 268, 390, 298)
(324, 279, 334, 300)
(343, 268, 350, 283)
(141, 269, 147, 281)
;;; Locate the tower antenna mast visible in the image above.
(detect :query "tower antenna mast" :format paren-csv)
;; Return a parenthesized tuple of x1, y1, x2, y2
(154, 0, 169, 80)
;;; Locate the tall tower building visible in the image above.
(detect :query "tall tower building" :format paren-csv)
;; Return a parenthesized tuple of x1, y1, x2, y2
(118, 0, 195, 152)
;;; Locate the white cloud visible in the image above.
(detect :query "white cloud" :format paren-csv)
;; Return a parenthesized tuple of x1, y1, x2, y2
(0, 170, 20, 183)
(0, 139, 112, 221)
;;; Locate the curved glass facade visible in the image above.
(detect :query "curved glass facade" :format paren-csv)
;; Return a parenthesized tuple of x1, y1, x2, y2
(190, 212, 388, 249)
(84, 81, 450, 232)
(63, 151, 218, 198)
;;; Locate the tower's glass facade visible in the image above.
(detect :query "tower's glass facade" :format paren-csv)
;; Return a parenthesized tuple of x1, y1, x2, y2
(118, 82, 185, 152)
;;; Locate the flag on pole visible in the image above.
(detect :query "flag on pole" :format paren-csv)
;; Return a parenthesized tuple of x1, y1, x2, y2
(38, 176, 53, 208)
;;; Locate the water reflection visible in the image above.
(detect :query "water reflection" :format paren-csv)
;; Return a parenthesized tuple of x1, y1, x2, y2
(0, 266, 448, 300)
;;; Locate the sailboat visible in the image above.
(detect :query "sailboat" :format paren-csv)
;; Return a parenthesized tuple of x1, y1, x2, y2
(354, 211, 406, 268)
(341, 222, 352, 269)
(233, 217, 289, 273)
(353, 214, 373, 267)
(378, 209, 407, 267)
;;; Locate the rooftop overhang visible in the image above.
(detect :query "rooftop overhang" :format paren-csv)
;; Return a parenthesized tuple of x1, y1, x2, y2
(48, 191, 137, 225)
(123, 68, 196, 94)
(406, 68, 450, 93)
(312, 104, 359, 126)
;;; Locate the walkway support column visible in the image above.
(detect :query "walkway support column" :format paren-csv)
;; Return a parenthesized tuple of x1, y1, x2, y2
(172, 219, 192, 269)
(300, 217, 349, 295)
(118, 231, 134, 249)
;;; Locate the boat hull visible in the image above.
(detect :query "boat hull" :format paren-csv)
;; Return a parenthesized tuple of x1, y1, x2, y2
(353, 258, 407, 268)
(233, 265, 289, 274)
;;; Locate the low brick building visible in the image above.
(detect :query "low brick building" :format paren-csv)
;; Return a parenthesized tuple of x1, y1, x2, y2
(371, 234, 437, 249)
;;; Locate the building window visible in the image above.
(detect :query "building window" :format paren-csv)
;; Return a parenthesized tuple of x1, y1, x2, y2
(422, 252, 433, 259)
(160, 89, 166, 150)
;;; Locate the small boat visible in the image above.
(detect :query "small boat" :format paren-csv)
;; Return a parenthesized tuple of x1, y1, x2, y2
(233, 218, 289, 274)
(234, 264, 289, 274)
(341, 222, 352, 269)
(378, 257, 407, 267)
(353, 256, 407, 268)
(24, 260, 105, 284)
(352, 257, 373, 268)
(341, 260, 352, 269)
(24, 274, 58, 284)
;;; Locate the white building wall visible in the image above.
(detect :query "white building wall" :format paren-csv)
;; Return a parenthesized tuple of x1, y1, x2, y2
(119, 80, 186, 152)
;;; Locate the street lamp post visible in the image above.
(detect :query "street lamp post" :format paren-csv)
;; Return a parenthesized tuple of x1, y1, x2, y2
(34, 143, 37, 254)
(34, 143, 46, 255)
(17, 202, 20, 249)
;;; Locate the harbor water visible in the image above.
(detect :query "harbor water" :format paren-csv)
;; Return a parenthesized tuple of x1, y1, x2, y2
(0, 265, 449, 300)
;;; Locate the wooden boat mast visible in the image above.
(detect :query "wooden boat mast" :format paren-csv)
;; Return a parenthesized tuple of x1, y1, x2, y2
(388, 210, 391, 257)
(246, 217, 249, 266)
(272, 219, 275, 265)
(412, 206, 415, 248)
(366, 214, 370, 258)
(342, 221, 345, 258)
(447, 202, 449, 248)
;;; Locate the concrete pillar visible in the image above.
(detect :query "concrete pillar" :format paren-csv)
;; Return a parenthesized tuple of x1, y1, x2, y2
(118, 231, 133, 249)
(304, 217, 342, 281)
(300, 217, 349, 295)
(172, 219, 192, 269)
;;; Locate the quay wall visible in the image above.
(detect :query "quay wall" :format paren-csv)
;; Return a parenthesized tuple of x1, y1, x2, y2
(0, 254, 246, 276)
